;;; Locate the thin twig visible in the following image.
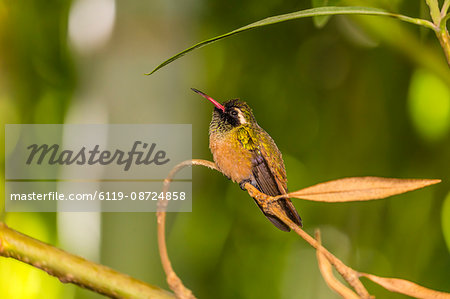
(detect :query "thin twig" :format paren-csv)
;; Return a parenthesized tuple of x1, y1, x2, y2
(245, 183, 372, 298)
(159, 159, 447, 298)
(245, 183, 450, 299)
(437, 7, 450, 66)
(437, 29, 450, 65)
(0, 223, 174, 299)
(158, 159, 217, 299)
(315, 230, 360, 299)
(426, 0, 450, 66)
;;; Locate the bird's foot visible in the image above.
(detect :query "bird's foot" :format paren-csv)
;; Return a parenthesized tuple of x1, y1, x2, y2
(239, 179, 252, 191)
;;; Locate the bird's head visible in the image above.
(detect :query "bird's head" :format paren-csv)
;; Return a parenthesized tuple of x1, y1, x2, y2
(192, 88, 256, 131)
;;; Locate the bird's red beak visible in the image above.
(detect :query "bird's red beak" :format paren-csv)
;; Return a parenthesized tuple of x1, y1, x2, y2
(191, 88, 225, 112)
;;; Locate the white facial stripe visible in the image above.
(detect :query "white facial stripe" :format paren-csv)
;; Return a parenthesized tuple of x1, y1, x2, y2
(237, 109, 247, 124)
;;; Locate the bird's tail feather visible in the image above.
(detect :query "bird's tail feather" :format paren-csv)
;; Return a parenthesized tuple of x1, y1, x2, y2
(253, 197, 302, 232)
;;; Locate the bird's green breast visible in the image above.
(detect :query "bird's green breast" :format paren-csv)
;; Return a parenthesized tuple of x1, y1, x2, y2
(209, 125, 256, 183)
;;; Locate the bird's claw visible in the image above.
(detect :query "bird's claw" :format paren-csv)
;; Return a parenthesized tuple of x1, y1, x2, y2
(239, 179, 252, 191)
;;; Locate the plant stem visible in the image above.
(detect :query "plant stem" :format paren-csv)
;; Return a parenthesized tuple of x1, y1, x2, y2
(436, 3, 450, 66)
(157, 159, 218, 299)
(245, 183, 372, 298)
(437, 29, 450, 66)
(158, 159, 448, 298)
(0, 222, 174, 299)
(424, 0, 450, 66)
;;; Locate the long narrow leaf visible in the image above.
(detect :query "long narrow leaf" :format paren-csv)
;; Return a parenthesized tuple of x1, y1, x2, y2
(147, 6, 435, 75)
(361, 273, 450, 298)
(285, 177, 441, 202)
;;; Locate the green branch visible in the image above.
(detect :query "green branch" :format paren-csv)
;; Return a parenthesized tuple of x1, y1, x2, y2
(441, 12, 450, 30)
(429, 0, 450, 66)
(0, 222, 174, 299)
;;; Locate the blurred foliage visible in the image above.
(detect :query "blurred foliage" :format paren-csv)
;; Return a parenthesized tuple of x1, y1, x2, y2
(443, 192, 450, 251)
(0, 0, 449, 298)
(408, 68, 450, 142)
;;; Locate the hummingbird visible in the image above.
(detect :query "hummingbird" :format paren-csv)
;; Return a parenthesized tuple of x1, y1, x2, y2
(192, 88, 302, 232)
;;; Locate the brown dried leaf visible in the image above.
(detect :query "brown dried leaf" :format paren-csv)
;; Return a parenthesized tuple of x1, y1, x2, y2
(315, 231, 361, 299)
(285, 177, 441, 202)
(361, 273, 450, 298)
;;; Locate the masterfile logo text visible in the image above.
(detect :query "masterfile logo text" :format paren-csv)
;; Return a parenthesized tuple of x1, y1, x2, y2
(5, 124, 192, 212)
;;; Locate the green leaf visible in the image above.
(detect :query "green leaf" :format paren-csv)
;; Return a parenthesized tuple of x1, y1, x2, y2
(425, 0, 441, 24)
(147, 6, 435, 75)
(442, 0, 450, 17)
(312, 0, 341, 28)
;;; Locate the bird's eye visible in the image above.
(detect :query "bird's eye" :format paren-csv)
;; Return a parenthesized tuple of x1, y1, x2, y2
(231, 110, 238, 116)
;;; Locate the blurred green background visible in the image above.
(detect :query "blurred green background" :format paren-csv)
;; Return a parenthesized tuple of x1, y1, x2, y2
(1, 0, 449, 298)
